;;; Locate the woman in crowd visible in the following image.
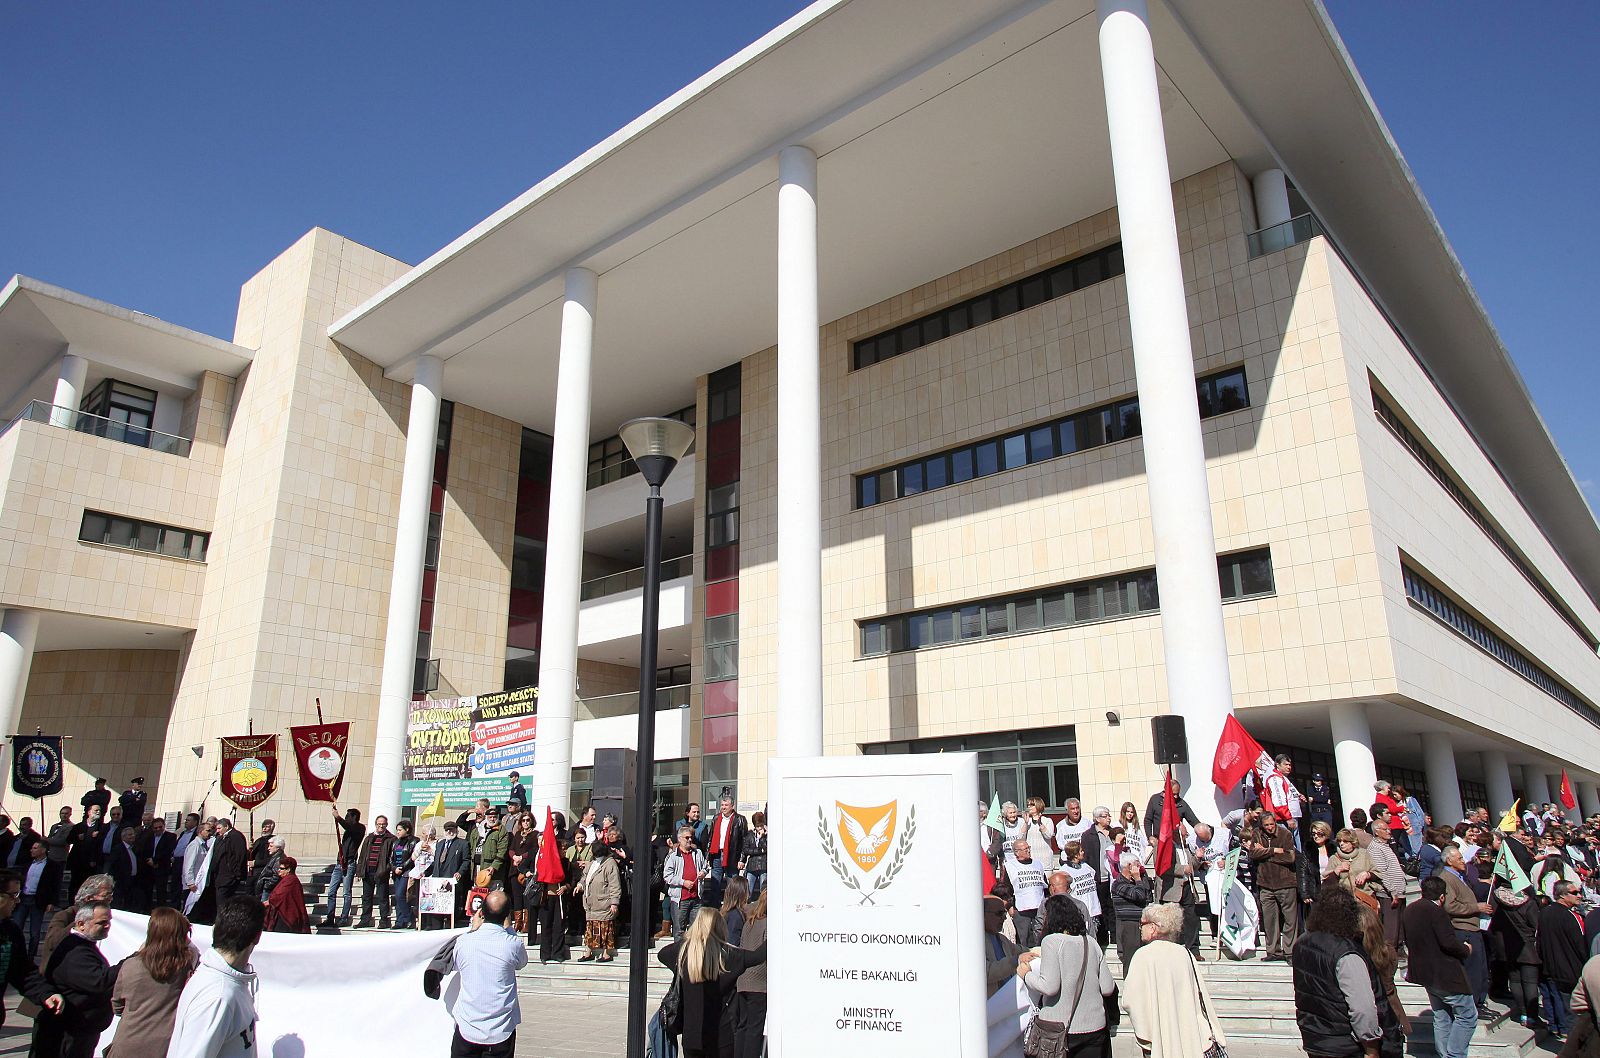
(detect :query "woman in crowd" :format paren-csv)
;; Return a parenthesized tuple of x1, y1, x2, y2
(658, 906, 767, 1058)
(1291, 884, 1404, 1058)
(732, 888, 768, 1058)
(506, 811, 538, 934)
(738, 812, 768, 898)
(263, 857, 310, 933)
(1059, 840, 1101, 942)
(1025, 797, 1058, 869)
(409, 824, 436, 923)
(602, 822, 634, 934)
(1123, 902, 1226, 1058)
(577, 837, 622, 963)
(1298, 820, 1335, 917)
(720, 876, 751, 946)
(1104, 828, 1127, 880)
(390, 820, 418, 930)
(1357, 902, 1409, 1036)
(1325, 828, 1376, 894)
(1110, 854, 1152, 962)
(1491, 873, 1542, 1029)
(562, 823, 591, 943)
(1016, 893, 1116, 1056)
(108, 906, 198, 1058)
(1118, 802, 1149, 863)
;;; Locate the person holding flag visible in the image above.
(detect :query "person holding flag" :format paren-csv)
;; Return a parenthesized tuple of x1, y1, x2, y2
(531, 807, 571, 964)
(1489, 838, 1543, 1029)
(1149, 767, 1207, 959)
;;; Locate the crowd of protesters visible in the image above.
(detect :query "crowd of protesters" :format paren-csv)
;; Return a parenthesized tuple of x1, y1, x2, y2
(980, 757, 1600, 1057)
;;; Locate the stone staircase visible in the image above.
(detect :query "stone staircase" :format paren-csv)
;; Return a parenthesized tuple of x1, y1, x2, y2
(511, 940, 1538, 1058)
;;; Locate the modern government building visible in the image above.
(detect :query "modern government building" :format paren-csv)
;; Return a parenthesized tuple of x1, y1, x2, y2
(3, 0, 1599, 850)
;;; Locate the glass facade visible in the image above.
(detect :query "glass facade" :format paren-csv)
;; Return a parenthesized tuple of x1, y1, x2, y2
(701, 365, 741, 810)
(505, 429, 554, 691)
(865, 727, 1080, 812)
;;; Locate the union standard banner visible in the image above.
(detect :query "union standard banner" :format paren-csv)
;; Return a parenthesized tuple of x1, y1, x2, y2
(10, 735, 64, 797)
(220, 734, 279, 810)
(289, 722, 350, 802)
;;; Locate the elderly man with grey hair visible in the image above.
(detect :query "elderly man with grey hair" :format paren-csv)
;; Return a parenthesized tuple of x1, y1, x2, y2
(252, 836, 287, 903)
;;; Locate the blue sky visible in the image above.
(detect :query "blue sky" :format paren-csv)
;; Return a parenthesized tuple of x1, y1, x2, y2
(2, 3, 1595, 503)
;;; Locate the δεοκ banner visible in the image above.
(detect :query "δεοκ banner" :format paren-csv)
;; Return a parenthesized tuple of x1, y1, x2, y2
(289, 722, 350, 802)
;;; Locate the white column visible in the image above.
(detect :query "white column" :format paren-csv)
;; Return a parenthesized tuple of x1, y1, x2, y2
(51, 353, 88, 428)
(528, 267, 597, 818)
(1097, 0, 1234, 823)
(0, 610, 41, 744)
(369, 354, 444, 822)
(1481, 748, 1515, 816)
(775, 144, 824, 760)
(1329, 702, 1377, 830)
(1421, 731, 1463, 827)
(1578, 781, 1600, 819)
(1524, 766, 1552, 807)
(1251, 169, 1291, 230)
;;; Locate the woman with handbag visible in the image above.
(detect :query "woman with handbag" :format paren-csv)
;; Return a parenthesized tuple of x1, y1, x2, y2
(658, 907, 767, 1058)
(506, 813, 537, 934)
(1123, 902, 1227, 1058)
(1016, 894, 1116, 1057)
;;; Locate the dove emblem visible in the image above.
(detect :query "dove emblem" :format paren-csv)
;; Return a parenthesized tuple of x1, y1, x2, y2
(836, 801, 897, 873)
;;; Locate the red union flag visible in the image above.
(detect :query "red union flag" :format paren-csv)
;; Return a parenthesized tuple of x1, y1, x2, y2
(220, 734, 279, 811)
(1212, 713, 1266, 793)
(1561, 769, 1578, 812)
(290, 722, 351, 802)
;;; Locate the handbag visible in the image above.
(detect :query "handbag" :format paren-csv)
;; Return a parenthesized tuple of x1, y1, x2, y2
(1188, 951, 1228, 1058)
(659, 971, 684, 1036)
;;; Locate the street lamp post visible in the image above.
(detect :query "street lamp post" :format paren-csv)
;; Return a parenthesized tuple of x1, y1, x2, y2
(618, 416, 696, 1058)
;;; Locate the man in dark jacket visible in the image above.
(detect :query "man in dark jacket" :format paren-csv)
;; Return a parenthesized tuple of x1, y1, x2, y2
(325, 806, 367, 926)
(136, 816, 176, 909)
(703, 795, 747, 903)
(66, 807, 106, 882)
(4, 817, 41, 870)
(356, 815, 397, 929)
(247, 818, 276, 874)
(78, 780, 111, 820)
(0, 870, 63, 1028)
(117, 777, 148, 827)
(17, 843, 63, 954)
(1538, 880, 1588, 1037)
(1403, 876, 1476, 1055)
(208, 817, 250, 904)
(1249, 812, 1299, 959)
(107, 828, 144, 912)
(1143, 775, 1199, 840)
(35, 902, 117, 1058)
(426, 821, 469, 930)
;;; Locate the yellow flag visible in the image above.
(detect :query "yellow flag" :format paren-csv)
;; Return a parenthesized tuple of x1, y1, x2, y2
(420, 790, 447, 832)
(1498, 798, 1520, 832)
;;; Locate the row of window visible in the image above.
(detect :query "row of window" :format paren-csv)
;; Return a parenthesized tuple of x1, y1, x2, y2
(78, 511, 210, 562)
(859, 548, 1274, 657)
(586, 404, 695, 490)
(856, 367, 1249, 509)
(1373, 388, 1598, 651)
(864, 726, 1080, 813)
(853, 243, 1126, 370)
(1402, 564, 1595, 724)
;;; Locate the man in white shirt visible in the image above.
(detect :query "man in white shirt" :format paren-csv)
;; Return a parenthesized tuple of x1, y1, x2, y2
(183, 819, 216, 917)
(451, 890, 528, 1056)
(1055, 799, 1093, 846)
(1002, 840, 1047, 941)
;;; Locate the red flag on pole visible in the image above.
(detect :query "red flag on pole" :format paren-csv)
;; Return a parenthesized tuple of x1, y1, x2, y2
(1212, 713, 1266, 793)
(1154, 767, 1177, 877)
(1561, 770, 1578, 811)
(536, 807, 567, 884)
(981, 846, 997, 895)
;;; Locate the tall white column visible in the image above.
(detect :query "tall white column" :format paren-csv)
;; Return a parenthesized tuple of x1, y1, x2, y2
(1329, 702, 1377, 830)
(1481, 749, 1515, 815)
(1578, 781, 1600, 819)
(1251, 169, 1291, 230)
(1524, 766, 1552, 807)
(51, 353, 87, 428)
(370, 354, 444, 822)
(0, 610, 41, 744)
(1097, 0, 1234, 823)
(775, 144, 824, 759)
(528, 267, 597, 818)
(1421, 731, 1463, 826)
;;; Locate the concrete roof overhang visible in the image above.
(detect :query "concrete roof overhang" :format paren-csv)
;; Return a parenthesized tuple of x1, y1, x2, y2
(330, 0, 1600, 601)
(0, 275, 253, 416)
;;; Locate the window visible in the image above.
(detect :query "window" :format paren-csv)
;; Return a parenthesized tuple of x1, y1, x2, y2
(1373, 385, 1598, 651)
(79, 510, 209, 561)
(854, 367, 1251, 509)
(853, 243, 1125, 370)
(859, 548, 1273, 657)
(864, 727, 1079, 812)
(78, 379, 158, 448)
(587, 405, 697, 489)
(1403, 563, 1597, 725)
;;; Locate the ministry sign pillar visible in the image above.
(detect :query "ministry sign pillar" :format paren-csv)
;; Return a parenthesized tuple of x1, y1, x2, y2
(371, 354, 444, 823)
(1097, 0, 1235, 821)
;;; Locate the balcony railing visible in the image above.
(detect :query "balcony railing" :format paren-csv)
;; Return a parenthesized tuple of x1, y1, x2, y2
(580, 555, 694, 601)
(0, 401, 192, 457)
(1246, 213, 1325, 259)
(577, 683, 691, 722)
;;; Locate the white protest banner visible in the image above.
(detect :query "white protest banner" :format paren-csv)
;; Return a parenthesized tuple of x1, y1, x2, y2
(97, 911, 467, 1056)
(419, 876, 456, 915)
(769, 753, 984, 1058)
